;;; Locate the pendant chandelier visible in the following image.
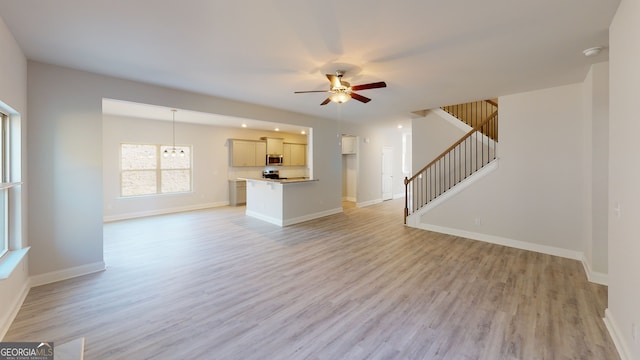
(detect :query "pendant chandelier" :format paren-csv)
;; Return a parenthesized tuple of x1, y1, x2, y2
(163, 109, 185, 158)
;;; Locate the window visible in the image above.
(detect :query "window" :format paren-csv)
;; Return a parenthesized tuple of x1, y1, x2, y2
(0, 103, 23, 268)
(120, 144, 191, 197)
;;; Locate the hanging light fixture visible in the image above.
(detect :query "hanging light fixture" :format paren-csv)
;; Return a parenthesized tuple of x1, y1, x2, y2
(163, 109, 185, 158)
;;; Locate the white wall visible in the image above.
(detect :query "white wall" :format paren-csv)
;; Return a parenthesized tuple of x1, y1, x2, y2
(0, 16, 29, 338)
(416, 83, 586, 256)
(582, 67, 594, 278)
(607, 0, 640, 358)
(582, 62, 609, 280)
(412, 110, 468, 173)
(412, 68, 609, 280)
(103, 114, 307, 220)
(27, 62, 106, 281)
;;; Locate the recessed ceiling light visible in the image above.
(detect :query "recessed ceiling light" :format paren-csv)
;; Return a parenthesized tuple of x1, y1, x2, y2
(275, 128, 280, 131)
(241, 123, 247, 128)
(397, 124, 403, 129)
(301, 130, 306, 135)
(583, 47, 603, 57)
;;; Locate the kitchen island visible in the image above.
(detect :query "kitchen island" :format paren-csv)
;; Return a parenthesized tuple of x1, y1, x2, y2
(243, 177, 340, 226)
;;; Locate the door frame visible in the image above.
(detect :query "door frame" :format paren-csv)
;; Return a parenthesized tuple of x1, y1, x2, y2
(382, 146, 393, 201)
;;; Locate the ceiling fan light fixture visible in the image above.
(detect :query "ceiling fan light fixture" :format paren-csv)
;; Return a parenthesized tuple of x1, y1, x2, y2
(330, 91, 351, 103)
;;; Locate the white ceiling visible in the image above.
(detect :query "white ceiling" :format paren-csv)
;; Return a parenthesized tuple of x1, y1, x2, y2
(102, 98, 311, 134)
(0, 0, 619, 126)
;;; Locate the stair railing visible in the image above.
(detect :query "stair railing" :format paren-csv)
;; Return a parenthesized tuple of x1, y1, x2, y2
(404, 110, 498, 224)
(441, 99, 498, 141)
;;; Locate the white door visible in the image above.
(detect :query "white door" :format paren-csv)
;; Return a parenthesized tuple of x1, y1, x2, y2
(382, 147, 393, 201)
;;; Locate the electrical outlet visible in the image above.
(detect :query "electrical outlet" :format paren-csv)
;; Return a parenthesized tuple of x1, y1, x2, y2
(474, 217, 482, 225)
(633, 323, 638, 343)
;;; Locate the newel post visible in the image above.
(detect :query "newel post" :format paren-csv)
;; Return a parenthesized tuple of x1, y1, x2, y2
(404, 177, 409, 224)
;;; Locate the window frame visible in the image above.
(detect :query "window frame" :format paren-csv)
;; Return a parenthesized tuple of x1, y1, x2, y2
(0, 101, 25, 273)
(0, 110, 15, 260)
(0, 111, 8, 258)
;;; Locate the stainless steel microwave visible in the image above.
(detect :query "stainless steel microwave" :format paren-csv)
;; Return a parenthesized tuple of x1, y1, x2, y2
(266, 154, 283, 166)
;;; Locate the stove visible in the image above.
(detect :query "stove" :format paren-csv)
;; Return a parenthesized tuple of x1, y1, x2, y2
(262, 169, 287, 180)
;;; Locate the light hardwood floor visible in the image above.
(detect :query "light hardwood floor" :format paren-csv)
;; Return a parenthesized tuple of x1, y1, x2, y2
(6, 199, 619, 359)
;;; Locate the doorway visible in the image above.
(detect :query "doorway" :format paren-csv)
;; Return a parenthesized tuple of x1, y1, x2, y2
(342, 135, 357, 208)
(382, 146, 393, 201)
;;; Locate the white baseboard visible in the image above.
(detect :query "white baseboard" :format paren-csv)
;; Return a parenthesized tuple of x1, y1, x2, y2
(2, 261, 106, 339)
(245, 210, 283, 226)
(581, 255, 608, 285)
(246, 207, 344, 227)
(103, 202, 229, 222)
(392, 193, 405, 200)
(357, 198, 382, 208)
(410, 222, 612, 287)
(413, 223, 583, 261)
(30, 261, 106, 288)
(604, 308, 631, 360)
(0, 279, 30, 340)
(283, 207, 343, 226)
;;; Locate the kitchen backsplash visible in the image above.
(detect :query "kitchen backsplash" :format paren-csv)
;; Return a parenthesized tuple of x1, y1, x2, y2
(228, 166, 308, 180)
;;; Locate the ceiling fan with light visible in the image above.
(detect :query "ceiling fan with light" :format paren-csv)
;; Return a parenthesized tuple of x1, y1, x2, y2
(294, 70, 387, 105)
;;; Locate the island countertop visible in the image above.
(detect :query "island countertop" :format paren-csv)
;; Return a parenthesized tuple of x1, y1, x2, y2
(241, 177, 319, 184)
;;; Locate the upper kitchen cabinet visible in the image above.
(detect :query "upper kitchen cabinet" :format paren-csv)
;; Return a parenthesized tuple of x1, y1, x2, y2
(263, 137, 284, 155)
(283, 143, 306, 166)
(230, 139, 267, 167)
(256, 141, 267, 165)
(342, 135, 357, 154)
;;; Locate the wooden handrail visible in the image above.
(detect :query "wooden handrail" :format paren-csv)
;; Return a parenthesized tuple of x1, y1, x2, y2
(486, 99, 498, 107)
(405, 110, 497, 184)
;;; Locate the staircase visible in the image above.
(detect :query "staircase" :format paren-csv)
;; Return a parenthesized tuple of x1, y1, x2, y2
(441, 99, 498, 141)
(404, 99, 498, 224)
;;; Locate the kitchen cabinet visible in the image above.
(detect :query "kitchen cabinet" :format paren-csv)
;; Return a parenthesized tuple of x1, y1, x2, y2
(230, 139, 266, 167)
(342, 136, 357, 154)
(255, 141, 267, 166)
(263, 137, 284, 155)
(229, 180, 246, 206)
(283, 143, 306, 166)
